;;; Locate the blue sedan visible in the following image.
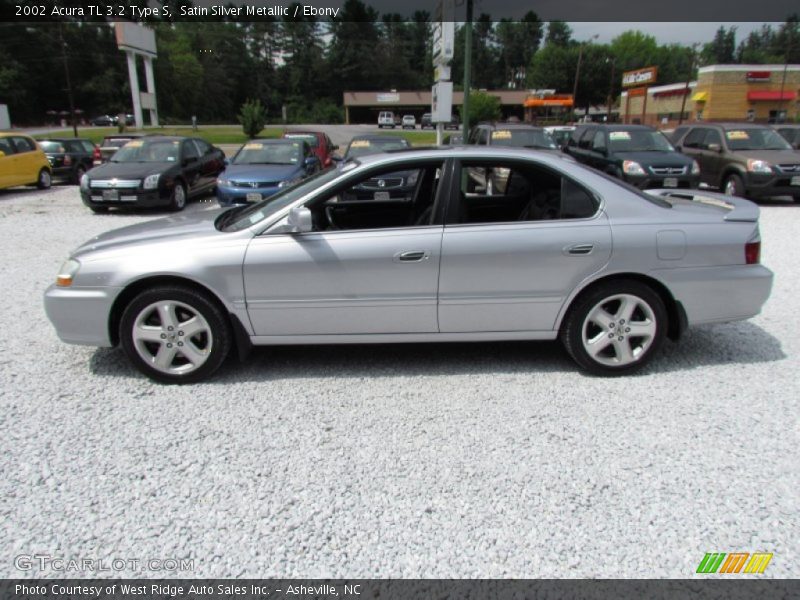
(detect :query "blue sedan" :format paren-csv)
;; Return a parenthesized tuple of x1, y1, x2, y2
(216, 139, 320, 206)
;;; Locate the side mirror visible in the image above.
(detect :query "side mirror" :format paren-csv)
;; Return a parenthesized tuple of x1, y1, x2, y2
(223, 157, 230, 166)
(287, 206, 313, 233)
(304, 156, 317, 167)
(707, 143, 722, 153)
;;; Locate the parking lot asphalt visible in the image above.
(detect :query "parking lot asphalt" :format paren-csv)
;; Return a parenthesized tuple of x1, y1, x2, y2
(0, 184, 797, 578)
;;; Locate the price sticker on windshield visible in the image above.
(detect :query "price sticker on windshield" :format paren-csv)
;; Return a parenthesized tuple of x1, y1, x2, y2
(609, 131, 631, 140)
(125, 140, 144, 148)
(351, 140, 371, 148)
(726, 131, 750, 140)
(492, 130, 512, 140)
(244, 143, 263, 149)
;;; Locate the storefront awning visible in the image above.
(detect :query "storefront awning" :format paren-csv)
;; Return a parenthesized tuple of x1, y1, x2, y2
(747, 90, 796, 101)
(524, 98, 573, 107)
(692, 91, 708, 102)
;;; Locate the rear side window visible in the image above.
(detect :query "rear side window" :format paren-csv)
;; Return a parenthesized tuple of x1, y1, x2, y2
(682, 128, 707, 149)
(578, 128, 595, 149)
(80, 141, 96, 153)
(0, 138, 14, 155)
(38, 141, 65, 153)
(12, 137, 36, 153)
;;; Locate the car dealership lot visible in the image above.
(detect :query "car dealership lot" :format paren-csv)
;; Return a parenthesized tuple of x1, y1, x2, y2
(0, 186, 797, 577)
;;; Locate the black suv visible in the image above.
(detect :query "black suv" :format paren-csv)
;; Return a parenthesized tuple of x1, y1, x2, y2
(467, 122, 560, 151)
(671, 123, 800, 200)
(565, 124, 699, 189)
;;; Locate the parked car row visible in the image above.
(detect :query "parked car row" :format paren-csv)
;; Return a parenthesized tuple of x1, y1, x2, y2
(90, 114, 135, 127)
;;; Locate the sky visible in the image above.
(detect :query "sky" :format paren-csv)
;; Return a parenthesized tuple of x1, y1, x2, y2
(568, 22, 781, 45)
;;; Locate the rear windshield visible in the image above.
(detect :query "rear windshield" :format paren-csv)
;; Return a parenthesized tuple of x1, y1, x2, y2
(283, 133, 319, 148)
(103, 137, 136, 148)
(38, 141, 65, 153)
(608, 130, 674, 152)
(345, 138, 410, 158)
(490, 129, 557, 149)
(724, 128, 792, 151)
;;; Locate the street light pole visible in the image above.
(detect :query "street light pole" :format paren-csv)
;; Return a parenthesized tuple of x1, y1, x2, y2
(778, 28, 794, 124)
(58, 23, 78, 138)
(678, 43, 699, 125)
(606, 58, 616, 123)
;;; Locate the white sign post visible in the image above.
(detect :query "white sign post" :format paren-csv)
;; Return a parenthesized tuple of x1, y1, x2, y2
(432, 1, 454, 146)
(115, 23, 158, 129)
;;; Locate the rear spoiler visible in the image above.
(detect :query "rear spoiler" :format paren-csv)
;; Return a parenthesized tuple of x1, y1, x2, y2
(646, 188, 760, 222)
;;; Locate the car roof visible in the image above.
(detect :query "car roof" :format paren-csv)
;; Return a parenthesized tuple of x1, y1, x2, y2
(578, 124, 656, 131)
(351, 145, 573, 167)
(773, 123, 800, 129)
(251, 137, 305, 144)
(349, 135, 411, 143)
(283, 131, 321, 136)
(477, 122, 547, 130)
(684, 122, 772, 130)
(39, 137, 93, 143)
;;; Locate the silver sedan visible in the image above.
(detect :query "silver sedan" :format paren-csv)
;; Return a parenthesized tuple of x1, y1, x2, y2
(45, 147, 774, 383)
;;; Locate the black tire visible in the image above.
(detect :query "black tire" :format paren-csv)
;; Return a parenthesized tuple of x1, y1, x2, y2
(119, 285, 232, 384)
(560, 279, 667, 376)
(89, 205, 109, 214)
(73, 165, 86, 186)
(170, 181, 187, 211)
(723, 173, 745, 197)
(36, 168, 52, 189)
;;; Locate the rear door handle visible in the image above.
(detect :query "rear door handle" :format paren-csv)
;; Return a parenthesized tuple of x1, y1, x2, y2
(394, 250, 429, 263)
(565, 243, 594, 255)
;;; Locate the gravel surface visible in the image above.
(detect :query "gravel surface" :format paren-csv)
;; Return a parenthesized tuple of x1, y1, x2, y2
(0, 185, 797, 578)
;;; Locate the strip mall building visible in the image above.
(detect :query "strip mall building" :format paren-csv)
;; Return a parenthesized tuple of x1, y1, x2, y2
(621, 64, 800, 128)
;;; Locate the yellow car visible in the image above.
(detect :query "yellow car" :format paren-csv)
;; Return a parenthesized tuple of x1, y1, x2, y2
(0, 133, 52, 190)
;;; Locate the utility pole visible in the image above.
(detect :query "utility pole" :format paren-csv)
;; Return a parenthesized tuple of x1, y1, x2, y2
(678, 43, 699, 125)
(461, 0, 473, 139)
(778, 26, 794, 124)
(606, 58, 616, 122)
(58, 23, 78, 138)
(571, 34, 598, 123)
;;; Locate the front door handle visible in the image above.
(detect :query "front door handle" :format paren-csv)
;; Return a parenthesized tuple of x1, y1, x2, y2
(565, 243, 594, 255)
(394, 250, 428, 263)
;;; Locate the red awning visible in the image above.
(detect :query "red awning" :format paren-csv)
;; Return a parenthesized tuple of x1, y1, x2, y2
(747, 91, 796, 101)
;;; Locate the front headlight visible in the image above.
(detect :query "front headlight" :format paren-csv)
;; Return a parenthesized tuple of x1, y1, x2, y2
(278, 177, 302, 188)
(143, 174, 160, 190)
(691, 160, 701, 175)
(79, 173, 89, 191)
(217, 177, 231, 187)
(622, 160, 646, 176)
(56, 259, 80, 287)
(747, 159, 772, 174)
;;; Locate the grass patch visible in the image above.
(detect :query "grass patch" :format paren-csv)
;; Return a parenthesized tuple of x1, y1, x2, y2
(34, 125, 283, 145)
(379, 130, 438, 145)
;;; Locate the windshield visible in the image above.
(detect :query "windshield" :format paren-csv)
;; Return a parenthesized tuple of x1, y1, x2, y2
(233, 141, 302, 165)
(112, 139, 179, 163)
(39, 141, 65, 153)
(220, 167, 342, 232)
(345, 138, 410, 158)
(724, 128, 792, 151)
(608, 130, 674, 152)
(490, 129, 557, 149)
(283, 133, 319, 148)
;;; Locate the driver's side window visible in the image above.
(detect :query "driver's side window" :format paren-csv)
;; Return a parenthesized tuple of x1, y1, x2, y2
(309, 162, 444, 232)
(182, 140, 200, 160)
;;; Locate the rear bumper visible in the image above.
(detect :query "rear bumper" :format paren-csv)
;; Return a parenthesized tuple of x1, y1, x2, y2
(651, 264, 773, 325)
(44, 285, 120, 346)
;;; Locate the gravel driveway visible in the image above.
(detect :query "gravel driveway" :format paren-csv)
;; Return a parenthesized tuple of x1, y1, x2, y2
(0, 185, 797, 578)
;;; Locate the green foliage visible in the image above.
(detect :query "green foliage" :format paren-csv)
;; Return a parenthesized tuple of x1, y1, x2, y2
(238, 99, 267, 138)
(460, 91, 501, 124)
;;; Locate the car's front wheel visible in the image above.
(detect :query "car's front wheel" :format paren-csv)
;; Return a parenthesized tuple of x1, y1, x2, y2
(36, 168, 52, 189)
(120, 285, 232, 383)
(561, 280, 667, 376)
(170, 181, 187, 211)
(723, 173, 745, 197)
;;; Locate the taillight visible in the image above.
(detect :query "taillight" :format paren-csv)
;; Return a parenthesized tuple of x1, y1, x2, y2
(92, 146, 101, 163)
(745, 241, 760, 265)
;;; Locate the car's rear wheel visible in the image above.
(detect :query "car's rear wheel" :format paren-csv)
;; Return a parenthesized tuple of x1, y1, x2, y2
(723, 173, 745, 197)
(120, 286, 231, 384)
(561, 280, 667, 376)
(36, 168, 52, 189)
(170, 181, 187, 211)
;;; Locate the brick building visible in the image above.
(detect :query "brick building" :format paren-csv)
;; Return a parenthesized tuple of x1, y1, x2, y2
(620, 64, 800, 128)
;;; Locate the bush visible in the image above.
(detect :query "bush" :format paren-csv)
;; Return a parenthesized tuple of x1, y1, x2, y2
(459, 91, 502, 125)
(238, 99, 267, 138)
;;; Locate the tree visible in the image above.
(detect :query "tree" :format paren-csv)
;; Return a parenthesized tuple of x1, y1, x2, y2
(495, 12, 543, 88)
(238, 99, 267, 138)
(460, 90, 501, 123)
(545, 21, 572, 47)
(701, 26, 736, 65)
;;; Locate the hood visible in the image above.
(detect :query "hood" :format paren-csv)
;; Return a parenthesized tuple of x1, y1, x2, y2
(730, 149, 800, 164)
(222, 163, 302, 182)
(87, 161, 174, 180)
(72, 208, 225, 257)
(613, 151, 692, 167)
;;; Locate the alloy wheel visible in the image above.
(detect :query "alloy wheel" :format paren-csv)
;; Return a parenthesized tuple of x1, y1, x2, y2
(581, 293, 657, 367)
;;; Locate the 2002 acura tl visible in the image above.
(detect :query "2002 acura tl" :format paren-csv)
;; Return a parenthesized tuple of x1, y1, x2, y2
(45, 147, 773, 383)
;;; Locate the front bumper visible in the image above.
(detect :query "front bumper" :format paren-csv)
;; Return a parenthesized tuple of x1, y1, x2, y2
(216, 185, 280, 207)
(81, 188, 171, 209)
(44, 284, 121, 347)
(652, 264, 773, 326)
(627, 173, 700, 190)
(743, 171, 800, 198)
